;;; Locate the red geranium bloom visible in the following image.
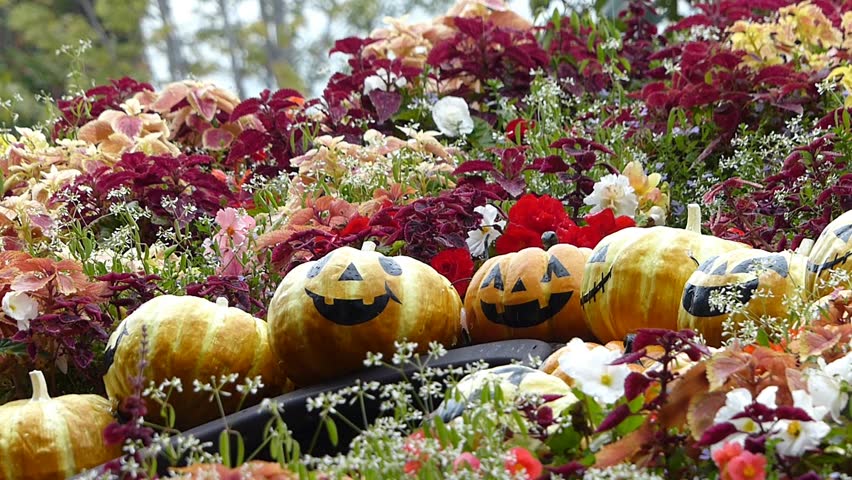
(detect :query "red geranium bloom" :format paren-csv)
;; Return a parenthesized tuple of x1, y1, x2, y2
(504, 447, 543, 479)
(496, 194, 575, 254)
(430, 248, 474, 297)
(559, 208, 635, 248)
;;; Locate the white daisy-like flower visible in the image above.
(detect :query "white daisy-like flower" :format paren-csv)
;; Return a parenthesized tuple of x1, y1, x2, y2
(806, 354, 852, 422)
(432, 96, 474, 138)
(583, 174, 639, 218)
(558, 337, 631, 405)
(2, 291, 40, 331)
(466, 205, 506, 257)
(772, 390, 831, 457)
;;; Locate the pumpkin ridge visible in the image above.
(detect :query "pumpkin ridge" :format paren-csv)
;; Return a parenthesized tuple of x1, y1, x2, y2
(0, 405, 22, 480)
(188, 300, 227, 385)
(43, 399, 76, 476)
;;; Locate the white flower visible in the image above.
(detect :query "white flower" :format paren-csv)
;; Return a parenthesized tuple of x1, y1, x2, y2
(2, 291, 40, 330)
(432, 96, 474, 138)
(583, 174, 639, 218)
(710, 386, 778, 451)
(806, 355, 852, 422)
(466, 205, 506, 257)
(558, 337, 631, 405)
(771, 390, 831, 457)
(363, 68, 407, 95)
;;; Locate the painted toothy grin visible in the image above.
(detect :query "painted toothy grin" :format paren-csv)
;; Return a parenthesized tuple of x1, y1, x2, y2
(580, 268, 612, 305)
(480, 291, 573, 328)
(305, 282, 401, 326)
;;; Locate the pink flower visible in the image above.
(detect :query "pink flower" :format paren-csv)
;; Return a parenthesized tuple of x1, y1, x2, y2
(453, 452, 481, 472)
(725, 451, 767, 480)
(712, 441, 744, 473)
(504, 447, 542, 479)
(214, 207, 256, 250)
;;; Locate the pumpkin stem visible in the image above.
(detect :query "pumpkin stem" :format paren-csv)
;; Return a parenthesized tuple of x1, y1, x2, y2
(215, 297, 229, 307)
(29, 370, 51, 401)
(361, 241, 377, 252)
(685, 204, 702, 234)
(796, 238, 815, 256)
(541, 231, 558, 249)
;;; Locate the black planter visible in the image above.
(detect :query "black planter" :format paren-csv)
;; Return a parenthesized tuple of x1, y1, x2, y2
(78, 339, 553, 477)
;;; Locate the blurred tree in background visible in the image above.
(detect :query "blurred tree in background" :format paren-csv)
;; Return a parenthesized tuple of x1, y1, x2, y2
(1, 0, 454, 128)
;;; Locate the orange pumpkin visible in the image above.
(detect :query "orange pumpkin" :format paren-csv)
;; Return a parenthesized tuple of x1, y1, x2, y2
(580, 204, 751, 342)
(464, 235, 593, 343)
(267, 243, 462, 385)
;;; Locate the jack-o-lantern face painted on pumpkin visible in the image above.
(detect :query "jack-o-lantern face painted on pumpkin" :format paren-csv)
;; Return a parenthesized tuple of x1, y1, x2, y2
(268, 244, 462, 385)
(580, 204, 751, 343)
(303, 252, 404, 325)
(807, 210, 852, 297)
(678, 249, 809, 346)
(464, 243, 592, 343)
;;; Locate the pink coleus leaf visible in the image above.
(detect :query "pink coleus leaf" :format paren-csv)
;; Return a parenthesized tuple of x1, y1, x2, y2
(188, 90, 218, 121)
(111, 114, 143, 138)
(797, 326, 841, 360)
(202, 128, 235, 150)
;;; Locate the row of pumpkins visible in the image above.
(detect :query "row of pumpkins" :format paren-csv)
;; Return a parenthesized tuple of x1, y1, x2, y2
(2, 205, 851, 479)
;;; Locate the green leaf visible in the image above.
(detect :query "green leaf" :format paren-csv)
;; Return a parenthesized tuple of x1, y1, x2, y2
(219, 429, 232, 468)
(324, 417, 339, 447)
(0, 339, 26, 357)
(756, 328, 771, 347)
(432, 415, 451, 447)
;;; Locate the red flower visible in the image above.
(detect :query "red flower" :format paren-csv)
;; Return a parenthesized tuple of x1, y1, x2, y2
(339, 215, 371, 237)
(504, 447, 543, 479)
(430, 248, 474, 297)
(453, 452, 481, 472)
(496, 194, 575, 254)
(558, 208, 635, 248)
(506, 118, 534, 143)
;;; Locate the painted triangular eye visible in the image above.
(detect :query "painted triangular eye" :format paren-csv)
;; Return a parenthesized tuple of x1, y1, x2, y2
(588, 244, 609, 263)
(835, 224, 852, 242)
(729, 255, 789, 278)
(696, 256, 719, 273)
(339, 263, 363, 281)
(541, 255, 570, 282)
(307, 254, 332, 278)
(710, 261, 728, 276)
(481, 264, 504, 290)
(511, 278, 526, 292)
(379, 257, 402, 276)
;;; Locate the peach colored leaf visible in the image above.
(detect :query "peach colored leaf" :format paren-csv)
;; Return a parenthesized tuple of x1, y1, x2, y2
(78, 120, 113, 143)
(11, 273, 50, 293)
(797, 326, 841, 360)
(786, 368, 806, 392)
(594, 424, 653, 468)
(687, 390, 727, 440)
(705, 351, 749, 391)
(151, 83, 190, 112)
(55, 272, 78, 296)
(287, 208, 317, 227)
(255, 228, 296, 251)
(657, 361, 709, 430)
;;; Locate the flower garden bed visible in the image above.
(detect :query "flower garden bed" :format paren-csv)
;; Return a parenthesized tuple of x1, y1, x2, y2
(2, 0, 852, 478)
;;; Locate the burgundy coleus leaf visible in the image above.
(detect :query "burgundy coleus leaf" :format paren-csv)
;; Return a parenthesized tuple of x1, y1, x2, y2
(228, 129, 272, 164)
(497, 147, 528, 178)
(454, 160, 497, 175)
(775, 406, 813, 422)
(329, 36, 372, 56)
(623, 371, 652, 400)
(229, 97, 263, 122)
(697, 421, 738, 446)
(611, 349, 648, 365)
(368, 90, 402, 123)
(595, 403, 633, 433)
(492, 171, 526, 198)
(527, 155, 570, 173)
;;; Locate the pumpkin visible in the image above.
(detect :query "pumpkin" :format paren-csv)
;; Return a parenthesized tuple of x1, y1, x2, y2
(103, 295, 287, 430)
(0, 371, 120, 480)
(580, 204, 751, 342)
(463, 233, 593, 343)
(678, 245, 811, 346)
(433, 364, 577, 423)
(807, 209, 852, 297)
(267, 243, 462, 385)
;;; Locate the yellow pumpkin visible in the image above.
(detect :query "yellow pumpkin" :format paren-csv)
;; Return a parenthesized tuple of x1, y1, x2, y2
(103, 295, 287, 430)
(580, 204, 751, 342)
(267, 243, 462, 385)
(678, 246, 811, 346)
(463, 237, 593, 343)
(0, 371, 120, 480)
(807, 209, 852, 297)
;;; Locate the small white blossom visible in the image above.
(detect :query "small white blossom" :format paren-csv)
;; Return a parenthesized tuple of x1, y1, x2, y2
(583, 174, 639, 218)
(2, 291, 40, 330)
(772, 390, 831, 457)
(432, 96, 474, 138)
(711, 386, 778, 451)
